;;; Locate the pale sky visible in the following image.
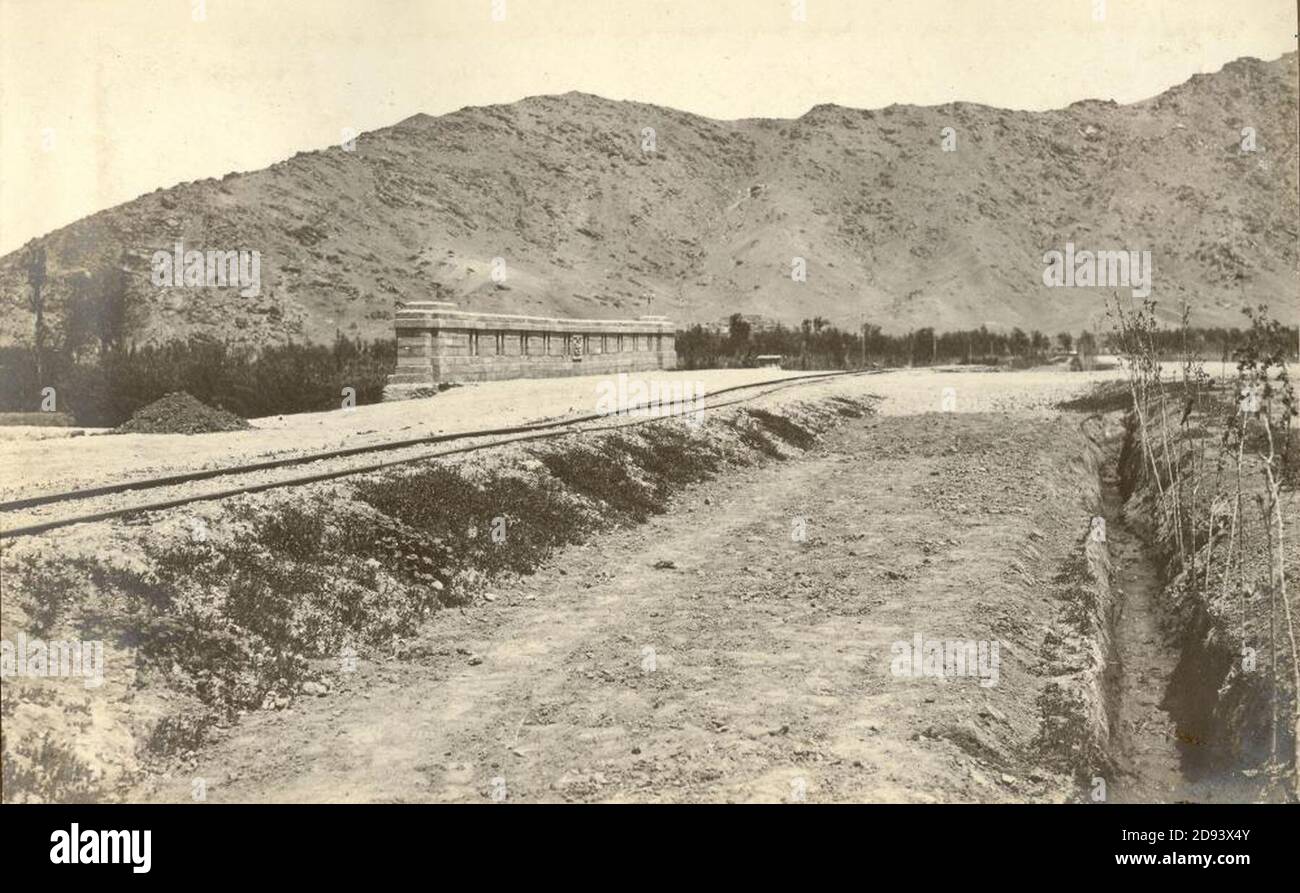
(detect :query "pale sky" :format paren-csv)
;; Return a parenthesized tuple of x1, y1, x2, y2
(1, 0, 1296, 255)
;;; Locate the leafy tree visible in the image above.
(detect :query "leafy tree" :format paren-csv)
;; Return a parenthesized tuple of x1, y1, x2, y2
(22, 243, 48, 386)
(65, 256, 134, 359)
(1077, 330, 1097, 360)
(728, 313, 751, 346)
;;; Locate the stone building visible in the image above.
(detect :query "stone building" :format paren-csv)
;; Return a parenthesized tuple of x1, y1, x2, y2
(385, 302, 677, 398)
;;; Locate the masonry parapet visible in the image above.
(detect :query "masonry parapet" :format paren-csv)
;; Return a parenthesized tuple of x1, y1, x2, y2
(385, 302, 678, 398)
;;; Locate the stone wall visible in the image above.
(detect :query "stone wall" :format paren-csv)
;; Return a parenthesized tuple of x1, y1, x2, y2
(385, 302, 677, 397)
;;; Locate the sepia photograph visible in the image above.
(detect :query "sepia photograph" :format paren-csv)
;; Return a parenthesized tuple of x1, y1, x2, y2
(0, 0, 1297, 874)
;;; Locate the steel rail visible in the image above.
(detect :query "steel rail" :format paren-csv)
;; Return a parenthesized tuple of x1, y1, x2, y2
(0, 369, 879, 539)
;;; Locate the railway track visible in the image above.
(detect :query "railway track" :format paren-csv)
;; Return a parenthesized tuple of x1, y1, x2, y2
(0, 369, 878, 539)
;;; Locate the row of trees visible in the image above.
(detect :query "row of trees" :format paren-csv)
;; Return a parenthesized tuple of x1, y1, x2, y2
(676, 314, 1105, 370)
(678, 313, 1299, 372)
(5, 245, 394, 426)
(9, 311, 1286, 426)
(1114, 324, 1300, 363)
(8, 245, 1295, 423)
(0, 337, 396, 427)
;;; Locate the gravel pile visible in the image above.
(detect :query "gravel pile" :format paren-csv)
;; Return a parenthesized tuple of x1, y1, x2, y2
(116, 392, 250, 435)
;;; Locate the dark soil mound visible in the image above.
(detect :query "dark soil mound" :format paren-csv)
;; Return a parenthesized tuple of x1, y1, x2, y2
(1055, 381, 1134, 414)
(116, 392, 250, 435)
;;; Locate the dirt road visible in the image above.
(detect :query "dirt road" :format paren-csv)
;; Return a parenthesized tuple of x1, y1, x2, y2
(136, 411, 1099, 803)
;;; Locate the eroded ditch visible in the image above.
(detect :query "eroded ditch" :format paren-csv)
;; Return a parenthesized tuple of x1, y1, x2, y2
(1101, 445, 1206, 802)
(1097, 416, 1273, 803)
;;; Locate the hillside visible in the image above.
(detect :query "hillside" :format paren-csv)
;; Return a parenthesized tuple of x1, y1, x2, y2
(1, 52, 1295, 349)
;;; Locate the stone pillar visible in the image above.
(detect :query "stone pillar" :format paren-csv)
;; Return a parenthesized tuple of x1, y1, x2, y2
(639, 315, 677, 369)
(384, 301, 459, 399)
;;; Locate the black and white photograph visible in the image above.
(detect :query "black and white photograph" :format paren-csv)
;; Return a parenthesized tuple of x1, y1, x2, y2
(0, 0, 1297, 875)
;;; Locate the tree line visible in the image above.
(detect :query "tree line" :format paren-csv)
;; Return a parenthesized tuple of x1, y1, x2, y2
(0, 337, 396, 427)
(4, 246, 1295, 425)
(676, 314, 1102, 370)
(675, 313, 1298, 371)
(2, 245, 394, 426)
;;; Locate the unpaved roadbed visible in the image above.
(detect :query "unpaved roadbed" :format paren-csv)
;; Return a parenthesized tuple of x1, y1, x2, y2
(133, 412, 1105, 803)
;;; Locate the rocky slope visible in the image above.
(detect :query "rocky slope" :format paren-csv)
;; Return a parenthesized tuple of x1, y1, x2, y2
(1, 53, 1295, 349)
